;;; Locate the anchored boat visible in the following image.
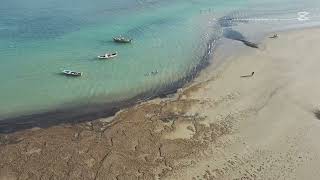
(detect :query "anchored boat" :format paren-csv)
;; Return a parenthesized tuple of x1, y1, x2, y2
(98, 52, 118, 59)
(113, 36, 132, 43)
(62, 70, 82, 77)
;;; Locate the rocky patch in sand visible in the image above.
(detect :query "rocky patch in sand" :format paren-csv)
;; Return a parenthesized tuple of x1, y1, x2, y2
(0, 97, 232, 180)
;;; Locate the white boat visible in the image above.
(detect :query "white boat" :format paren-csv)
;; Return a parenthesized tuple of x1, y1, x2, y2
(62, 70, 82, 76)
(113, 37, 132, 43)
(98, 52, 118, 59)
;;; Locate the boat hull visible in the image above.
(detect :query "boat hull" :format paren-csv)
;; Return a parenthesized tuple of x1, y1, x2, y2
(62, 70, 82, 77)
(113, 38, 132, 43)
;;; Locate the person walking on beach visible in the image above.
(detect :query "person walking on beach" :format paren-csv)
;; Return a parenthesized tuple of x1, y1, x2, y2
(241, 72, 254, 78)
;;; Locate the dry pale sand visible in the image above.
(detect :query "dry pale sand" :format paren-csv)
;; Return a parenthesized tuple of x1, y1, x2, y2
(1, 28, 320, 180)
(166, 28, 320, 180)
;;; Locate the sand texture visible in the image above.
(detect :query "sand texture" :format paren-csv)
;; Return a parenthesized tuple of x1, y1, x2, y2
(1, 28, 320, 180)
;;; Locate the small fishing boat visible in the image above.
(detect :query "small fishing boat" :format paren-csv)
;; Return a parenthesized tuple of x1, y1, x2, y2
(144, 70, 159, 76)
(113, 36, 132, 43)
(98, 52, 118, 59)
(62, 70, 82, 77)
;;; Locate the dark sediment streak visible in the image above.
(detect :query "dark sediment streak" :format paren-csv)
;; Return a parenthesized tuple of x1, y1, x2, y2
(223, 28, 259, 48)
(0, 38, 218, 134)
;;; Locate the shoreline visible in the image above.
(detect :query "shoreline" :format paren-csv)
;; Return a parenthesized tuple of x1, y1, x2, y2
(2, 27, 320, 179)
(0, 35, 219, 134)
(2, 16, 317, 134)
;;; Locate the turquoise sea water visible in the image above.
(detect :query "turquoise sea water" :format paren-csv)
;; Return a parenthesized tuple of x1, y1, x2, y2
(1, 0, 320, 120)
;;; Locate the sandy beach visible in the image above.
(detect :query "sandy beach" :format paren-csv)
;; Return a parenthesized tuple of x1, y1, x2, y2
(1, 27, 320, 179)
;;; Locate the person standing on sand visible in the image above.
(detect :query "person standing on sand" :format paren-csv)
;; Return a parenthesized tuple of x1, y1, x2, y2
(241, 72, 254, 78)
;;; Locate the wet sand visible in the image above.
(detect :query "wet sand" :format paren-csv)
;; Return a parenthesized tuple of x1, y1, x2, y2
(1, 28, 320, 179)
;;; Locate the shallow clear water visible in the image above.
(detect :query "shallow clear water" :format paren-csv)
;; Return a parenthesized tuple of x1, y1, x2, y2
(1, 0, 320, 119)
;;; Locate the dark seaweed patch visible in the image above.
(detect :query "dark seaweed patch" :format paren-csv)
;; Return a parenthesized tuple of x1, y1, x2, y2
(313, 109, 320, 120)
